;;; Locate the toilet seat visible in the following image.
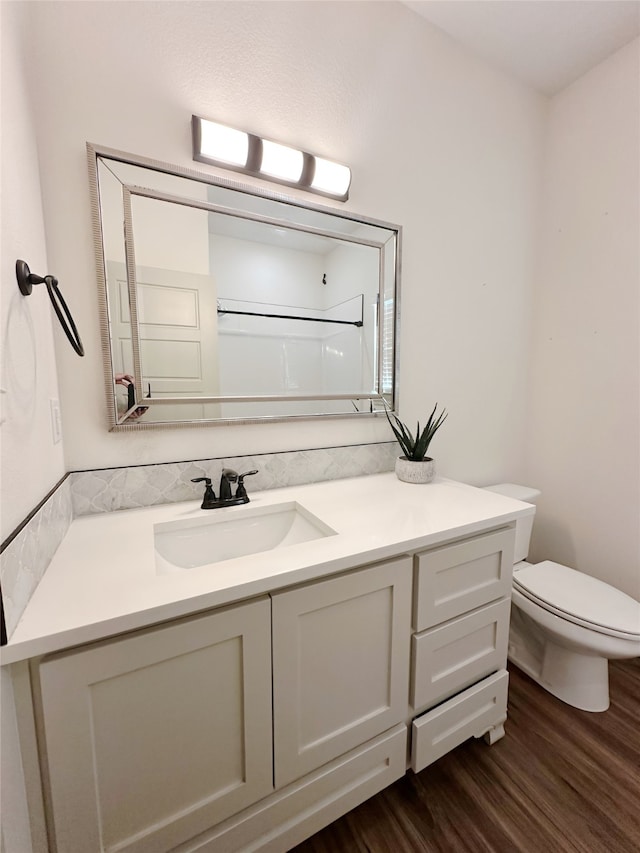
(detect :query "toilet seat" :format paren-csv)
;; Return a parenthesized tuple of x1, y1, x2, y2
(513, 561, 640, 640)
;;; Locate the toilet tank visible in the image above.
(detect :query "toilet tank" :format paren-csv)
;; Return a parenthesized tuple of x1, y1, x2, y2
(483, 483, 541, 563)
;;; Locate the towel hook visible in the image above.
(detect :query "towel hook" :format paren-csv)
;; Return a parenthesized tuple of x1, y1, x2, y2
(16, 260, 84, 357)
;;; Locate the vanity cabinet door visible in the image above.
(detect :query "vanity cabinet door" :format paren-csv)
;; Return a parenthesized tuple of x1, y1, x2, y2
(271, 556, 412, 788)
(38, 597, 273, 853)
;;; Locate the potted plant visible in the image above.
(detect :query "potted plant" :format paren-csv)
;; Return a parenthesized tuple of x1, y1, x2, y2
(384, 401, 448, 483)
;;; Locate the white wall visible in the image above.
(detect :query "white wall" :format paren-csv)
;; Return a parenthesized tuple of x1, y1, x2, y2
(102, 177, 210, 275)
(324, 241, 378, 392)
(23, 0, 545, 479)
(0, 2, 66, 541)
(0, 4, 60, 852)
(527, 39, 640, 598)
(212, 234, 326, 309)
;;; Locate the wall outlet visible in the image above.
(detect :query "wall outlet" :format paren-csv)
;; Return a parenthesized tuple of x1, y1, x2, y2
(50, 398, 62, 444)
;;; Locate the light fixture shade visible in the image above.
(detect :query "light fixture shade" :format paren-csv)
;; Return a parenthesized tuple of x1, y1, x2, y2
(196, 119, 249, 167)
(311, 157, 352, 198)
(192, 115, 351, 201)
(260, 139, 304, 182)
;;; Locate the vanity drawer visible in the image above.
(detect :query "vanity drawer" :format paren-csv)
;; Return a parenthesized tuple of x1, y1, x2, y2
(410, 670, 509, 772)
(183, 724, 408, 853)
(411, 598, 510, 712)
(413, 527, 514, 630)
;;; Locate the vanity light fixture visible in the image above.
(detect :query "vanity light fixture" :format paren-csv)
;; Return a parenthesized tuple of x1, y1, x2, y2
(260, 139, 304, 183)
(311, 157, 351, 197)
(192, 115, 351, 201)
(198, 119, 249, 168)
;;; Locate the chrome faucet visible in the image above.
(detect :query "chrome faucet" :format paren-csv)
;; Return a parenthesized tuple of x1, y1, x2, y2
(191, 469, 258, 510)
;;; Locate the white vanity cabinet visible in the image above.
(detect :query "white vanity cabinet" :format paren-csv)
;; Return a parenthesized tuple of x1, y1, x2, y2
(21, 521, 519, 853)
(37, 598, 274, 853)
(32, 558, 412, 853)
(409, 526, 515, 771)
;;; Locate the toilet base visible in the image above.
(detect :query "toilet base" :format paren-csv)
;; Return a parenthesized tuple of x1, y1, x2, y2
(508, 607, 610, 712)
(509, 643, 609, 712)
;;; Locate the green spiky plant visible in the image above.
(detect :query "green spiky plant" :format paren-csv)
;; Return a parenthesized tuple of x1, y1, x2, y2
(384, 400, 448, 461)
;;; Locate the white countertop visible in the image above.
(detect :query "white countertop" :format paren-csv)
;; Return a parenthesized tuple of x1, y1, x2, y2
(1, 473, 534, 665)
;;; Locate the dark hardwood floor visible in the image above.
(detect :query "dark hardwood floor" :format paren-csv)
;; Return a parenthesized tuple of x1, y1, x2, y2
(291, 659, 640, 853)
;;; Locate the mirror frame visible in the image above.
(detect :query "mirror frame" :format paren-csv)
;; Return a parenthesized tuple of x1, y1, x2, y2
(87, 142, 402, 430)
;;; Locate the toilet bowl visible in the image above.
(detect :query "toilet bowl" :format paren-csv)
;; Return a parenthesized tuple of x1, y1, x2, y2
(485, 484, 640, 712)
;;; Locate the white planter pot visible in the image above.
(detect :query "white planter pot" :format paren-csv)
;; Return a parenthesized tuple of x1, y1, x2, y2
(395, 456, 435, 484)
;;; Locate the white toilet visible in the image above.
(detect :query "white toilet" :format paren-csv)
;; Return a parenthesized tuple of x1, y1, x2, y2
(485, 483, 640, 712)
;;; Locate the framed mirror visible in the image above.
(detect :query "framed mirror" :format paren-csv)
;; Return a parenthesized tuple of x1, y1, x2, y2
(88, 143, 401, 429)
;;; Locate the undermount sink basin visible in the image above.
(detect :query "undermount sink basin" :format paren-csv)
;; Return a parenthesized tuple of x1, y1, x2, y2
(154, 501, 336, 572)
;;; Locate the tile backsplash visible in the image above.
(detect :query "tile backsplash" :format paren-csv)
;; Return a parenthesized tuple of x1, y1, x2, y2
(1, 443, 397, 640)
(1, 477, 73, 639)
(70, 443, 398, 515)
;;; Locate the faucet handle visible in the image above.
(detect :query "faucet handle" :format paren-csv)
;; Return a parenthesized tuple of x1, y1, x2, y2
(191, 477, 217, 508)
(236, 469, 258, 500)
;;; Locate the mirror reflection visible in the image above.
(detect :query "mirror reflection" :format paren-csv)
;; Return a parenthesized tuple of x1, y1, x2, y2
(90, 145, 400, 428)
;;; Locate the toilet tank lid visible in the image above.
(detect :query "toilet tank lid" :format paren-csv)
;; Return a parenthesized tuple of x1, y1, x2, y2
(484, 483, 541, 503)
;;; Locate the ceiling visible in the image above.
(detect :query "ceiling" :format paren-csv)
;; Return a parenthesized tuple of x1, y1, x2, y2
(403, 1, 640, 95)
